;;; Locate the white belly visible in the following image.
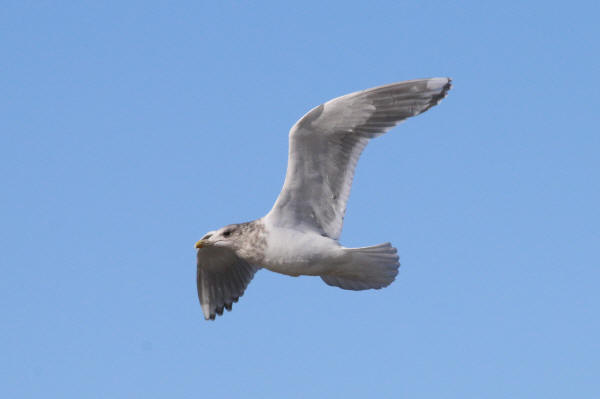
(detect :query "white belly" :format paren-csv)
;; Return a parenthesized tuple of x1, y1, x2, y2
(260, 227, 346, 276)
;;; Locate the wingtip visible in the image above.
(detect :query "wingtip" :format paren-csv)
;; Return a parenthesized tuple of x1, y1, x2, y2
(200, 292, 245, 321)
(426, 77, 450, 89)
(201, 303, 212, 320)
(444, 77, 453, 93)
(426, 77, 452, 109)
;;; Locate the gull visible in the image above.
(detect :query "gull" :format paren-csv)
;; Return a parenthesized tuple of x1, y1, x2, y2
(195, 77, 452, 320)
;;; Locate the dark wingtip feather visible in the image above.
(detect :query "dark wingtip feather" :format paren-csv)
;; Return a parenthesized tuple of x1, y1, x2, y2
(426, 77, 452, 110)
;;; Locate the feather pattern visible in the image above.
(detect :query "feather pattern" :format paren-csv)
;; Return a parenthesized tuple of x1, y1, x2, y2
(196, 245, 258, 320)
(267, 78, 452, 239)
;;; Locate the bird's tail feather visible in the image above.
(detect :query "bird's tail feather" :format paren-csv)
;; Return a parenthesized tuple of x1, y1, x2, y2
(320, 242, 399, 290)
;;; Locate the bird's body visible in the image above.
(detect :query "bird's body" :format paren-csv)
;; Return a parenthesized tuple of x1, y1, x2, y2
(196, 77, 452, 320)
(258, 219, 345, 277)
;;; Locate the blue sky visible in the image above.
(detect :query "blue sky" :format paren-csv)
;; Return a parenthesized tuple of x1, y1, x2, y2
(2, 1, 599, 397)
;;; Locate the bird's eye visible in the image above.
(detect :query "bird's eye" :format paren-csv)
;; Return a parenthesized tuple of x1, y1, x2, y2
(223, 230, 232, 237)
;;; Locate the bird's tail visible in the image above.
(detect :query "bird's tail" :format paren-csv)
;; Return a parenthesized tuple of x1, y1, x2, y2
(320, 242, 400, 290)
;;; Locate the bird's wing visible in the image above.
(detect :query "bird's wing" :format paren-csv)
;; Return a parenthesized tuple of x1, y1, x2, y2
(267, 78, 452, 239)
(196, 245, 259, 320)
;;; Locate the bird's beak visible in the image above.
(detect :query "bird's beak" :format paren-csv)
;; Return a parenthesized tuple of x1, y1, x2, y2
(195, 239, 208, 249)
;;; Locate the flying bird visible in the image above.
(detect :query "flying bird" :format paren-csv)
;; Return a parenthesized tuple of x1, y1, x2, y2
(195, 77, 452, 320)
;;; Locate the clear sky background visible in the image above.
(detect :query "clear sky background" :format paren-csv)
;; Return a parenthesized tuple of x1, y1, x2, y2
(2, 1, 599, 397)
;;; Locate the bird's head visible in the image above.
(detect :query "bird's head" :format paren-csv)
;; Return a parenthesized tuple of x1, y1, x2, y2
(195, 224, 241, 251)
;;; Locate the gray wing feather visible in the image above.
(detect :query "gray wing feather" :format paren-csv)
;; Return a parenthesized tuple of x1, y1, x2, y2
(196, 246, 258, 320)
(267, 77, 452, 239)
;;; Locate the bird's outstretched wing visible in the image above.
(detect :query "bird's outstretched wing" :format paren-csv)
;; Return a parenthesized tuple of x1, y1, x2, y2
(196, 246, 258, 320)
(267, 78, 452, 239)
